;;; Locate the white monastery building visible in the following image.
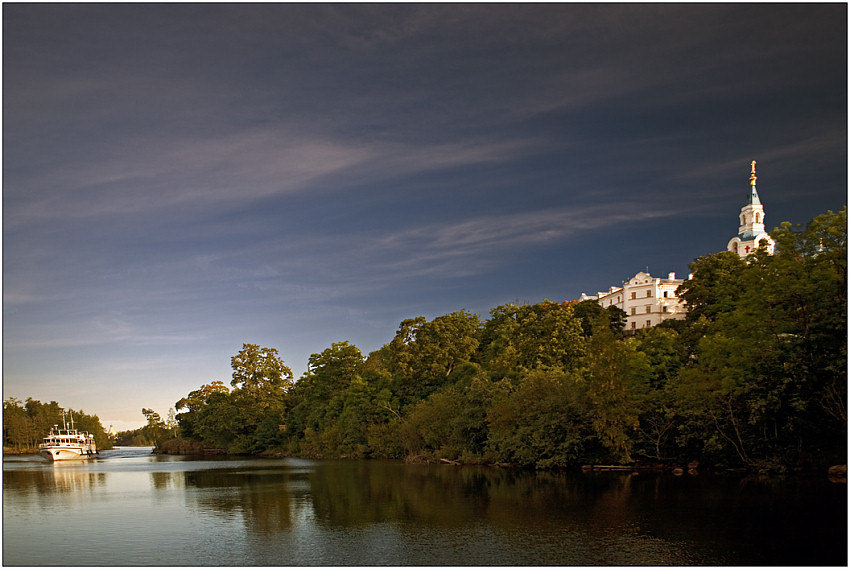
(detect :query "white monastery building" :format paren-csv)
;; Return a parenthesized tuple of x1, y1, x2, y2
(580, 162, 773, 331)
(727, 161, 775, 257)
(580, 271, 687, 331)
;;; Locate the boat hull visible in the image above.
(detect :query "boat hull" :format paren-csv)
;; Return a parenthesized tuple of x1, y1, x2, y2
(39, 448, 96, 461)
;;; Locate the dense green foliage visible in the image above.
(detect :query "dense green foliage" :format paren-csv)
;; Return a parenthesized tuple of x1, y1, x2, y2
(3, 398, 114, 451)
(173, 344, 292, 453)
(173, 209, 846, 471)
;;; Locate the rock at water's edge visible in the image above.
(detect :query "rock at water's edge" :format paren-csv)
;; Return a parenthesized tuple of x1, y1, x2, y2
(828, 464, 846, 477)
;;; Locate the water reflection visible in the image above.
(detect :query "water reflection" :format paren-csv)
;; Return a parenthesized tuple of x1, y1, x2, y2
(183, 467, 297, 533)
(4, 452, 846, 566)
(176, 461, 847, 565)
(149, 470, 185, 490)
(3, 467, 107, 495)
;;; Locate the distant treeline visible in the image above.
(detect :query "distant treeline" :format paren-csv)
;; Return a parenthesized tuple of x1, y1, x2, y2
(158, 208, 847, 471)
(3, 398, 114, 452)
(113, 409, 180, 447)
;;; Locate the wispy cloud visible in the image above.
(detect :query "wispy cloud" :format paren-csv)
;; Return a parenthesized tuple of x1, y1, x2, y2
(5, 125, 539, 229)
(670, 132, 847, 190)
(356, 202, 688, 279)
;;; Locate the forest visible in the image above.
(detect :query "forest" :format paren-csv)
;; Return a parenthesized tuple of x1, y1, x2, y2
(7, 208, 845, 472)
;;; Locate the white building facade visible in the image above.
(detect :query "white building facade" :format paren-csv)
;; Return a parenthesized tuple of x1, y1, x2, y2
(727, 161, 775, 257)
(580, 271, 688, 331)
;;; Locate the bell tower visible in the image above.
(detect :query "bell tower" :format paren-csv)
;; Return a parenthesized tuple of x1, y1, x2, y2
(727, 161, 775, 257)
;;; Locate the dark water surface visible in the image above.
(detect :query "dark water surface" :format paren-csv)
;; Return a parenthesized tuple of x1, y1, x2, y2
(3, 447, 846, 566)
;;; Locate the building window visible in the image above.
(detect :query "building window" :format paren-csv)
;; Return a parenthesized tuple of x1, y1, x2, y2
(646, 290, 652, 297)
(631, 307, 636, 315)
(646, 320, 651, 328)
(631, 292, 636, 300)
(646, 306, 651, 313)
(631, 322, 636, 329)
(663, 291, 668, 298)
(662, 306, 668, 313)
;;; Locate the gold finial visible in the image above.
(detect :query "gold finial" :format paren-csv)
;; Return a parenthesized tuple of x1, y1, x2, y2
(749, 160, 757, 186)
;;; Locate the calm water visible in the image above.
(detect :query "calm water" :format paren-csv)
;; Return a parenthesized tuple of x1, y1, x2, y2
(3, 447, 846, 566)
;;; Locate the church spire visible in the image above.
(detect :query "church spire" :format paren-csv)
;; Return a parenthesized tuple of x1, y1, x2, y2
(748, 160, 761, 205)
(727, 160, 773, 257)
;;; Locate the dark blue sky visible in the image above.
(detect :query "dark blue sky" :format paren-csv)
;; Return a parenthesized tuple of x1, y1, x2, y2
(4, 4, 846, 429)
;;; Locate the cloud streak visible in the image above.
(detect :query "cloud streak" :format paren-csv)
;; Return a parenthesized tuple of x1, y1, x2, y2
(5, 124, 539, 229)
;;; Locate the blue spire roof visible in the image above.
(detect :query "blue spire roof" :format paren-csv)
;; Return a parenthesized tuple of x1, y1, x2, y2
(748, 184, 761, 206)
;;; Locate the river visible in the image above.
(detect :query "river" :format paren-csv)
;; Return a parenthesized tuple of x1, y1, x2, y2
(3, 447, 846, 566)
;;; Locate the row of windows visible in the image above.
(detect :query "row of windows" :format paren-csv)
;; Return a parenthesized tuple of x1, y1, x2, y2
(604, 289, 676, 306)
(630, 306, 672, 315)
(630, 290, 676, 299)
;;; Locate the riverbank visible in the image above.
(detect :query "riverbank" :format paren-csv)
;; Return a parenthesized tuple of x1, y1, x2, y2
(3, 446, 39, 455)
(151, 438, 846, 480)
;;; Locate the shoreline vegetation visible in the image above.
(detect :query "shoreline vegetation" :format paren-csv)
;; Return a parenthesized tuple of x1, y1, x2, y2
(5, 209, 847, 477)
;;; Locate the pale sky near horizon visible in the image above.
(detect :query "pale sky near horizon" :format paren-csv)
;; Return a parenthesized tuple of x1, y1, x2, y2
(4, 4, 846, 431)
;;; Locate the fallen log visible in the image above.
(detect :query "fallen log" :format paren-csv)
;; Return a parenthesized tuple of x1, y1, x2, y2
(582, 465, 634, 471)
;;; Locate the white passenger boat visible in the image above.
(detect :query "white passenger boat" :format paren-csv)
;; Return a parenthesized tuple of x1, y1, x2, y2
(39, 413, 98, 461)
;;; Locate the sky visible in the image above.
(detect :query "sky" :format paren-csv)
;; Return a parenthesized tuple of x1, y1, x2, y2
(3, 4, 847, 431)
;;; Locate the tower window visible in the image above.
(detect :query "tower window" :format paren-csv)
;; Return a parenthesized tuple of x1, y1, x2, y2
(646, 290, 652, 297)
(646, 306, 651, 313)
(663, 291, 668, 298)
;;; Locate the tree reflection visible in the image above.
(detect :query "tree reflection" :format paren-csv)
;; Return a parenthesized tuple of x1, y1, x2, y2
(306, 461, 634, 529)
(173, 460, 845, 566)
(182, 468, 298, 533)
